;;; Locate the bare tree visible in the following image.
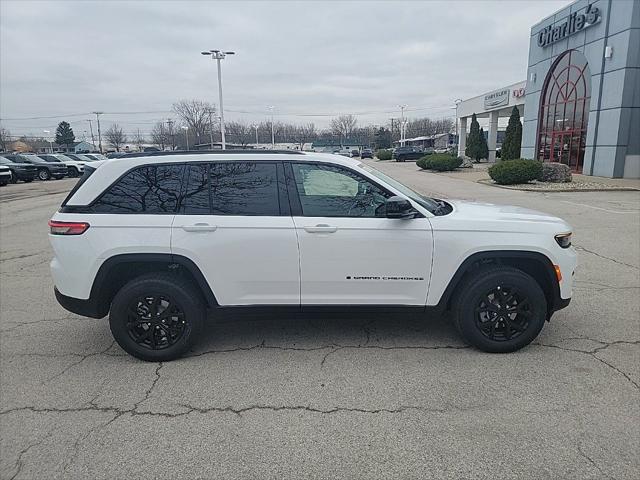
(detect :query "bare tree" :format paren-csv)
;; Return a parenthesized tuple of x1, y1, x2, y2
(104, 124, 127, 152)
(330, 115, 357, 144)
(293, 123, 317, 150)
(132, 129, 146, 152)
(172, 100, 217, 146)
(0, 127, 11, 151)
(225, 121, 253, 147)
(150, 122, 167, 150)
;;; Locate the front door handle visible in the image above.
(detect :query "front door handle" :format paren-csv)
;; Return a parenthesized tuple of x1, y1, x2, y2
(181, 223, 218, 232)
(303, 224, 338, 233)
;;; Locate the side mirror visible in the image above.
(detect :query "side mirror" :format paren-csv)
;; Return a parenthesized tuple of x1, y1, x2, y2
(385, 196, 416, 219)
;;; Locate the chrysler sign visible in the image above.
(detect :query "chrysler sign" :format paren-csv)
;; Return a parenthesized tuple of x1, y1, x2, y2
(484, 89, 510, 109)
(537, 4, 601, 48)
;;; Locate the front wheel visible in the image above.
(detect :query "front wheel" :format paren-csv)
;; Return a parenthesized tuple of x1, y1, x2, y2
(38, 169, 51, 181)
(67, 168, 79, 178)
(109, 273, 205, 361)
(453, 266, 547, 353)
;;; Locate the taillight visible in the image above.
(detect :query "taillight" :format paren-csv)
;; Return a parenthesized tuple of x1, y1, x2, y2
(48, 220, 90, 235)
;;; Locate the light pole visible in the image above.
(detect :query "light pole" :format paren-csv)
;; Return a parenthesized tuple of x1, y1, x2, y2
(253, 124, 259, 146)
(86, 119, 96, 151)
(181, 125, 189, 151)
(398, 105, 407, 146)
(267, 106, 275, 148)
(201, 49, 234, 150)
(43, 130, 53, 153)
(92, 112, 103, 153)
(453, 99, 462, 150)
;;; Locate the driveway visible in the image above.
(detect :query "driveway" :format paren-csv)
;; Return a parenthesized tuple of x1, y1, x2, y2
(1, 170, 638, 479)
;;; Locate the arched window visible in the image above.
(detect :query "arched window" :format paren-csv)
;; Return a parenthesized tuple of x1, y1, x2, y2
(537, 50, 591, 172)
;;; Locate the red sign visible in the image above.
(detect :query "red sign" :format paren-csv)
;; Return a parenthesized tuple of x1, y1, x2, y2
(513, 88, 525, 98)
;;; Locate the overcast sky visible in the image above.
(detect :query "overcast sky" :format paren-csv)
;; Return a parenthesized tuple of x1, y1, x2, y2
(1, 0, 570, 138)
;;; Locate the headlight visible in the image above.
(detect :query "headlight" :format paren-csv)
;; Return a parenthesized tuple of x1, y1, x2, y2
(555, 232, 572, 248)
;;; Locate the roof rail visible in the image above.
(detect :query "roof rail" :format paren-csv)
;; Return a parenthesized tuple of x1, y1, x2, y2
(113, 149, 305, 159)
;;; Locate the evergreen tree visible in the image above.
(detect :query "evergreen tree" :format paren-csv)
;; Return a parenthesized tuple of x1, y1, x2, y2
(479, 127, 489, 160)
(465, 113, 484, 161)
(55, 121, 75, 147)
(501, 106, 522, 160)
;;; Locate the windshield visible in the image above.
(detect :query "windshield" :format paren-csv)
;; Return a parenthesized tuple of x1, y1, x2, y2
(55, 154, 76, 162)
(359, 163, 442, 213)
(39, 155, 60, 163)
(0, 157, 12, 164)
(21, 155, 45, 163)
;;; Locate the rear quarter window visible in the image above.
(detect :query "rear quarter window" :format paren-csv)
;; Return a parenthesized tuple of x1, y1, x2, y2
(90, 164, 185, 214)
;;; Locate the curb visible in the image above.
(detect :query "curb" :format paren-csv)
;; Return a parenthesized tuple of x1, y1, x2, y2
(476, 178, 640, 192)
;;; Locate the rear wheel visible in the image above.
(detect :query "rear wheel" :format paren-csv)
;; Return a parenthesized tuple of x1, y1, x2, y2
(453, 266, 547, 353)
(109, 273, 205, 361)
(38, 169, 51, 181)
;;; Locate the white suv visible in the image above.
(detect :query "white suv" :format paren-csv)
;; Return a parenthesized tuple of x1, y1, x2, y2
(49, 151, 576, 361)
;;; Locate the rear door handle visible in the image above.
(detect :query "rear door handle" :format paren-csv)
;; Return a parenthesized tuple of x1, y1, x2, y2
(303, 224, 338, 233)
(181, 223, 218, 232)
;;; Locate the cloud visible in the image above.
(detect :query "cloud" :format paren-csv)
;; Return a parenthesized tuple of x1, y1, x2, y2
(0, 0, 571, 135)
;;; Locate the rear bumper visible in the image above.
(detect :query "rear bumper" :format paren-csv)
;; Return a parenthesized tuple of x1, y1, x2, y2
(54, 287, 106, 319)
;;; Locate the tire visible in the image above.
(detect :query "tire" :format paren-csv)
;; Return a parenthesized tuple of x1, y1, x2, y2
(67, 168, 79, 178)
(10, 173, 18, 184)
(109, 273, 205, 361)
(0, 181, 7, 187)
(38, 169, 51, 181)
(452, 266, 547, 353)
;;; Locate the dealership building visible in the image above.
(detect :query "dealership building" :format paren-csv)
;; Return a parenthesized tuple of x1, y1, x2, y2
(458, 0, 639, 178)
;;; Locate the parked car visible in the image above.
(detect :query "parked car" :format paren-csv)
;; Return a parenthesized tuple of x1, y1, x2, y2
(82, 153, 109, 161)
(333, 148, 352, 157)
(62, 153, 93, 162)
(0, 156, 37, 183)
(4, 153, 66, 180)
(49, 150, 576, 361)
(360, 148, 374, 159)
(107, 152, 127, 159)
(0, 165, 12, 186)
(351, 150, 360, 157)
(37, 154, 85, 178)
(392, 146, 425, 162)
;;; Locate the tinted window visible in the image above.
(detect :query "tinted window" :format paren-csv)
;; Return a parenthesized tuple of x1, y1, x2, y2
(182, 164, 210, 214)
(92, 164, 184, 213)
(210, 162, 280, 216)
(291, 163, 390, 217)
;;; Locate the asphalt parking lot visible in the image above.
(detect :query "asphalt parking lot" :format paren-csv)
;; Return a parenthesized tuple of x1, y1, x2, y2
(1, 167, 639, 480)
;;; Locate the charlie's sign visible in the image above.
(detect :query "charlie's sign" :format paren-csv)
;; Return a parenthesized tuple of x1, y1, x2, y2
(484, 89, 509, 109)
(537, 4, 600, 48)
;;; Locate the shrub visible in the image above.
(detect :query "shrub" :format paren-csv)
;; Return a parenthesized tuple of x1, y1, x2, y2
(417, 154, 463, 171)
(376, 149, 392, 160)
(488, 159, 543, 185)
(539, 162, 572, 183)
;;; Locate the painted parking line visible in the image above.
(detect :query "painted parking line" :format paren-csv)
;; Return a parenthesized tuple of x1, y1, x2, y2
(559, 200, 639, 214)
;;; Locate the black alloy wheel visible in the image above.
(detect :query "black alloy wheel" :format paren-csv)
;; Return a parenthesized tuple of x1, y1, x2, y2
(38, 169, 51, 181)
(126, 294, 188, 350)
(475, 285, 531, 342)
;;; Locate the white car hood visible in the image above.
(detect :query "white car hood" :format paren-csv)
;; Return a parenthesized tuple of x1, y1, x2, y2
(441, 199, 571, 232)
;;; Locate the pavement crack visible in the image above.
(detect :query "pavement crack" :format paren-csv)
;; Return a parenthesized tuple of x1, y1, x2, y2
(133, 362, 164, 411)
(43, 340, 117, 383)
(573, 245, 639, 270)
(320, 344, 470, 368)
(8, 431, 54, 480)
(577, 444, 613, 479)
(534, 340, 640, 390)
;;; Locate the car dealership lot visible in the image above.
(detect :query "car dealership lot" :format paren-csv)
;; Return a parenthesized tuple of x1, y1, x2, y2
(1, 170, 638, 479)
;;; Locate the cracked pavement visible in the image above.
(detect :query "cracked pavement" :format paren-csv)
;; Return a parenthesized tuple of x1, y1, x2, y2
(1, 172, 639, 479)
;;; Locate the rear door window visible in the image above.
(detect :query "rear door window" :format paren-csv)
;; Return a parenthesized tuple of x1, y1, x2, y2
(210, 162, 280, 216)
(91, 164, 184, 213)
